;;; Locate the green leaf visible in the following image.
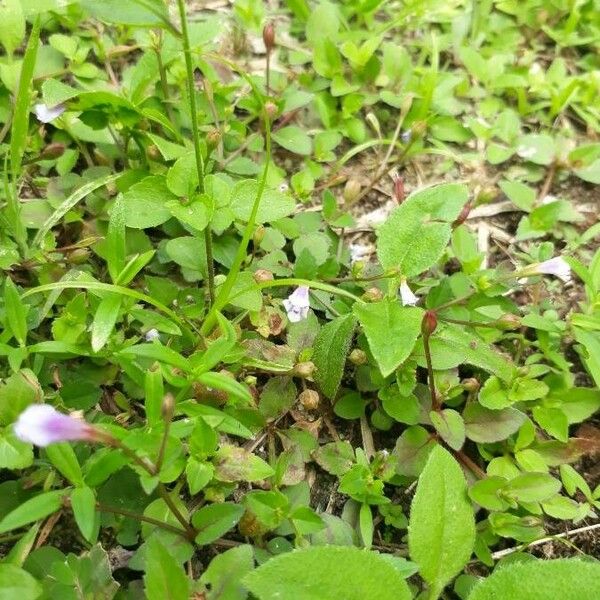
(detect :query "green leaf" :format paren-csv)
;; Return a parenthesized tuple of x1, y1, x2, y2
(354, 301, 423, 377)
(464, 404, 527, 443)
(213, 444, 274, 482)
(0, 369, 41, 426)
(192, 502, 245, 545)
(377, 184, 468, 277)
(121, 175, 176, 229)
(0, 564, 42, 600)
(199, 545, 254, 600)
(498, 179, 535, 212)
(144, 364, 164, 427)
(272, 126, 312, 155)
(195, 371, 253, 405)
(45, 443, 83, 486)
(313, 313, 357, 398)
(71, 486, 97, 543)
(91, 293, 122, 352)
(244, 546, 411, 600)
(469, 559, 600, 600)
(10, 17, 40, 183)
(503, 472, 562, 504)
(469, 477, 509, 511)
(408, 446, 475, 598)
(393, 425, 436, 477)
(573, 328, 600, 388)
(0, 490, 65, 534)
(430, 409, 465, 451)
(229, 180, 296, 224)
(259, 376, 297, 420)
(413, 324, 514, 383)
(0, 429, 33, 469)
(516, 133, 556, 166)
(144, 537, 190, 600)
(81, 0, 171, 28)
(4, 279, 28, 346)
(0, 0, 25, 56)
(32, 173, 120, 247)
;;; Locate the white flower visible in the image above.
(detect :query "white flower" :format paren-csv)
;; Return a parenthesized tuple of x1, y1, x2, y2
(145, 328, 160, 342)
(34, 103, 66, 123)
(283, 286, 310, 323)
(401, 130, 412, 144)
(540, 194, 558, 205)
(349, 243, 370, 264)
(14, 404, 97, 447)
(399, 279, 418, 306)
(533, 257, 572, 283)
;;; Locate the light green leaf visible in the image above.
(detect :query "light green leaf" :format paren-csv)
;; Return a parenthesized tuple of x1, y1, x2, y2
(0, 429, 33, 469)
(272, 126, 312, 155)
(313, 313, 357, 399)
(200, 544, 254, 600)
(71, 486, 97, 543)
(0, 563, 42, 600)
(354, 301, 423, 377)
(0, 490, 65, 534)
(45, 443, 83, 486)
(0, 0, 25, 56)
(192, 502, 245, 546)
(144, 537, 190, 600)
(469, 559, 600, 600)
(408, 445, 475, 598)
(229, 180, 296, 224)
(377, 184, 468, 277)
(4, 278, 28, 346)
(121, 175, 176, 229)
(244, 545, 411, 600)
(430, 409, 465, 451)
(91, 293, 122, 352)
(464, 404, 527, 443)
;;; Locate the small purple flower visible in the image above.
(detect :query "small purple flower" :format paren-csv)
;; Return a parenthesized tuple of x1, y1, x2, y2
(283, 286, 310, 323)
(34, 103, 66, 124)
(399, 279, 418, 306)
(145, 328, 160, 342)
(14, 404, 97, 447)
(529, 257, 571, 283)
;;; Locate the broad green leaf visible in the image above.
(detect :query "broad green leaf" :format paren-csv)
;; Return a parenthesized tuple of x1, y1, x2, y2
(32, 173, 120, 247)
(0, 564, 42, 600)
(0, 430, 33, 469)
(199, 544, 254, 600)
(165, 236, 207, 275)
(0, 0, 25, 56)
(464, 404, 527, 443)
(259, 376, 297, 420)
(192, 502, 245, 545)
(121, 175, 176, 229)
(213, 445, 274, 482)
(195, 371, 253, 404)
(70, 486, 97, 543)
(0, 369, 41, 426)
(503, 472, 562, 504)
(408, 446, 475, 598)
(272, 126, 312, 155)
(81, 0, 171, 27)
(91, 293, 122, 352)
(144, 538, 190, 600)
(118, 343, 191, 371)
(244, 546, 411, 600)
(413, 324, 514, 383)
(354, 301, 423, 377)
(516, 133, 555, 166)
(45, 443, 83, 486)
(313, 313, 357, 398)
(377, 184, 468, 277)
(229, 180, 296, 224)
(4, 279, 28, 346)
(393, 425, 436, 477)
(469, 559, 600, 600)
(0, 490, 65, 534)
(430, 409, 465, 451)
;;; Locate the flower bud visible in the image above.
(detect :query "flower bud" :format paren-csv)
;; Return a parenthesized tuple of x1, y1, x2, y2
(348, 349, 368, 365)
(294, 361, 315, 378)
(343, 178, 362, 204)
(392, 174, 405, 204)
(496, 313, 521, 330)
(146, 144, 161, 161)
(299, 389, 320, 410)
(452, 200, 473, 228)
(206, 128, 221, 150)
(40, 142, 65, 160)
(362, 287, 383, 302)
(161, 393, 175, 423)
(264, 101, 278, 120)
(462, 378, 480, 392)
(253, 269, 274, 283)
(67, 248, 90, 264)
(253, 225, 266, 245)
(263, 21, 275, 53)
(244, 375, 257, 386)
(421, 310, 438, 336)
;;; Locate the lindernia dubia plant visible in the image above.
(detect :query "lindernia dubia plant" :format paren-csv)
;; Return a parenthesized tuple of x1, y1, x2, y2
(1, 0, 600, 599)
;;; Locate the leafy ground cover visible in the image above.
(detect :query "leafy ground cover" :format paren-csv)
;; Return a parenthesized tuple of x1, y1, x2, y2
(1, 0, 600, 598)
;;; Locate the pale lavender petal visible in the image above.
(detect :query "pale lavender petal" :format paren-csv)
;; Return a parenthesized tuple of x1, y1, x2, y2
(145, 328, 160, 342)
(14, 404, 95, 447)
(34, 103, 66, 124)
(283, 286, 310, 323)
(535, 257, 571, 283)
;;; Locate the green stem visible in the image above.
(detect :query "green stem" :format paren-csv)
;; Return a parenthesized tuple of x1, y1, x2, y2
(156, 483, 196, 540)
(422, 331, 439, 411)
(176, 0, 215, 307)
